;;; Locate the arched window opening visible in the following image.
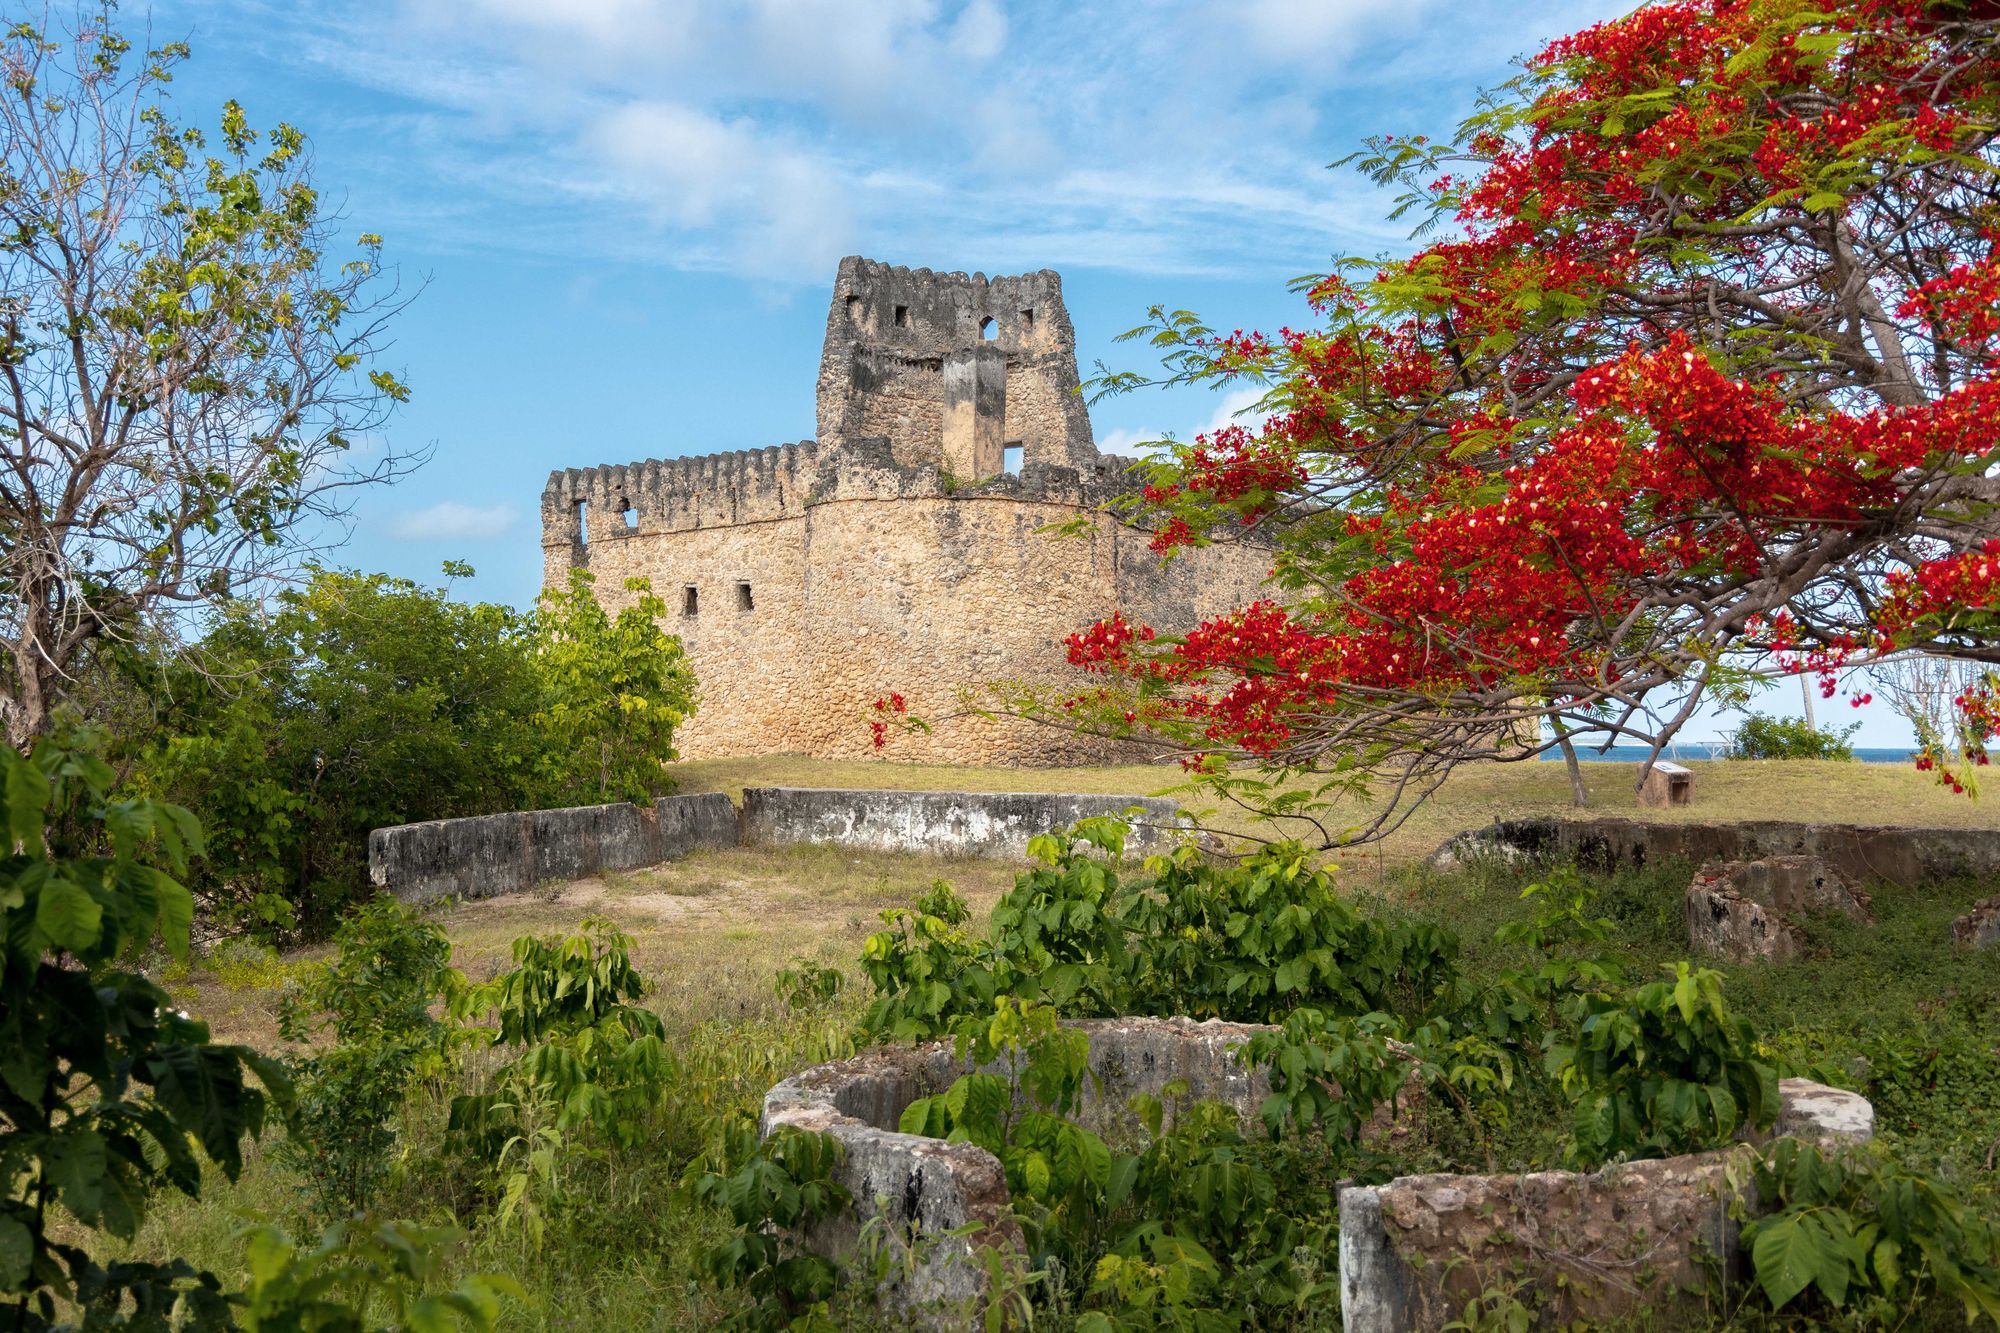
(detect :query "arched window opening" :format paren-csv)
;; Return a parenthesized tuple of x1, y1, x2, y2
(979, 315, 997, 341)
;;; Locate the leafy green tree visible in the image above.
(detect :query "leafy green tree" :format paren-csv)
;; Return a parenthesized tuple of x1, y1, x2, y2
(0, 725, 291, 1327)
(1727, 715, 1862, 762)
(0, 9, 414, 748)
(145, 565, 547, 938)
(531, 569, 695, 807)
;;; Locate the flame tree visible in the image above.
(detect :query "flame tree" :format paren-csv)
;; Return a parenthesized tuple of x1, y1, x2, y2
(1060, 0, 2000, 841)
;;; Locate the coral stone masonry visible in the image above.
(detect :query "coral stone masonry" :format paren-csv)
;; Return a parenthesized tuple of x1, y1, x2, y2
(541, 257, 1271, 766)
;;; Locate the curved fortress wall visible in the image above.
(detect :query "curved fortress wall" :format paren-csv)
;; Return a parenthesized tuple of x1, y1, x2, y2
(540, 259, 1270, 766)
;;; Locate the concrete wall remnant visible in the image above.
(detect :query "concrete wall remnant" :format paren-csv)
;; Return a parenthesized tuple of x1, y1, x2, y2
(368, 794, 738, 905)
(1338, 1079, 1873, 1333)
(369, 787, 1188, 904)
(1431, 816, 2000, 887)
(739, 788, 1190, 861)
(539, 256, 1273, 766)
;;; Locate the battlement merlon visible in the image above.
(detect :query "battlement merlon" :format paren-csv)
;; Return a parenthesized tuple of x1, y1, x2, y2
(539, 438, 1158, 552)
(816, 256, 1098, 473)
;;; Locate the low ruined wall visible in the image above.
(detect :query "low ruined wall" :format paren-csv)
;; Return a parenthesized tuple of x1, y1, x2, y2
(739, 787, 1190, 860)
(1449, 817, 2000, 886)
(760, 1016, 1418, 1324)
(368, 794, 738, 905)
(1338, 1078, 1874, 1332)
(370, 787, 1185, 904)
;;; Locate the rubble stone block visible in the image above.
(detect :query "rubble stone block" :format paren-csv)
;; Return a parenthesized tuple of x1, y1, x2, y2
(1339, 1079, 1873, 1333)
(1953, 895, 2000, 949)
(1686, 854, 1872, 962)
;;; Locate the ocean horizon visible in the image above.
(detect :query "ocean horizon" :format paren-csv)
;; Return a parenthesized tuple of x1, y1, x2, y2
(1552, 744, 1914, 765)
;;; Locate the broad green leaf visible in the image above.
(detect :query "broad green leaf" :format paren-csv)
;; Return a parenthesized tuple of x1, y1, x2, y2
(1751, 1214, 1826, 1310)
(46, 1129, 108, 1228)
(0, 1215, 32, 1289)
(35, 877, 102, 954)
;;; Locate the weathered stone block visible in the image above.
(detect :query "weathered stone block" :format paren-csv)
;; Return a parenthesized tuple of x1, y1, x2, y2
(1338, 1079, 1873, 1333)
(1636, 760, 1693, 807)
(1686, 855, 1871, 963)
(1954, 894, 2000, 949)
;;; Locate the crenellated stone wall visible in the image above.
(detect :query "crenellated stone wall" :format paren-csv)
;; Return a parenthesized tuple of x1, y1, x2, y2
(538, 257, 1274, 766)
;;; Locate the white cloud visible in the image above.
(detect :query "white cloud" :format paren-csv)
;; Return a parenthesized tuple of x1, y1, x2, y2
(211, 0, 1639, 283)
(587, 101, 855, 278)
(1230, 0, 1435, 65)
(1095, 385, 1277, 457)
(383, 501, 518, 541)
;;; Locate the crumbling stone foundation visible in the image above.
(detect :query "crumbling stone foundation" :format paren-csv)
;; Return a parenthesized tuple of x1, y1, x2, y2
(1686, 855, 1873, 963)
(759, 1016, 1422, 1324)
(1338, 1078, 1873, 1332)
(1954, 895, 2000, 949)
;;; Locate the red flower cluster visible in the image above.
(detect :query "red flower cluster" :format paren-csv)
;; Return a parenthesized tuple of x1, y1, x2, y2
(868, 692, 908, 751)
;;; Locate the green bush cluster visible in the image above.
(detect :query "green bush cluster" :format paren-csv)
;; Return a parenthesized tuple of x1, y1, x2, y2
(1727, 714, 1862, 761)
(0, 729, 514, 1330)
(709, 820, 2000, 1330)
(133, 565, 694, 943)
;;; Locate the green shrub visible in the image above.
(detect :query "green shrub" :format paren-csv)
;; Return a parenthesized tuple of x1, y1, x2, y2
(855, 820, 1460, 1043)
(1727, 715, 1861, 760)
(689, 1122, 851, 1331)
(1741, 1139, 2000, 1324)
(233, 1216, 520, 1332)
(0, 727, 292, 1326)
(448, 919, 670, 1245)
(277, 898, 464, 1218)
(1552, 963, 1778, 1167)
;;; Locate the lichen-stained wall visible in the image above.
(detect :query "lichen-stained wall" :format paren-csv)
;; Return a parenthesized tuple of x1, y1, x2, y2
(541, 447, 1270, 765)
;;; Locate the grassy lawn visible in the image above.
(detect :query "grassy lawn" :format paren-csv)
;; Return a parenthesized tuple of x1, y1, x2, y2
(113, 755, 2000, 1329)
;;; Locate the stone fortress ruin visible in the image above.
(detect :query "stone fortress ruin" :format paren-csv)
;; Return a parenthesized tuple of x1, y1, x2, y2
(541, 257, 1271, 764)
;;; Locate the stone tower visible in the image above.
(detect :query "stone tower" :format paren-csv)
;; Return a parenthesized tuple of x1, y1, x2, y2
(814, 257, 1099, 477)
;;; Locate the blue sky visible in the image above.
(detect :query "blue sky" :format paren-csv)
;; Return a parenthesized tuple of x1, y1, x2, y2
(141, 0, 1919, 746)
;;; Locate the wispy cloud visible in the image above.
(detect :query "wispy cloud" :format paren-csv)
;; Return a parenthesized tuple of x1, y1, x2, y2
(382, 501, 518, 541)
(164, 0, 1634, 283)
